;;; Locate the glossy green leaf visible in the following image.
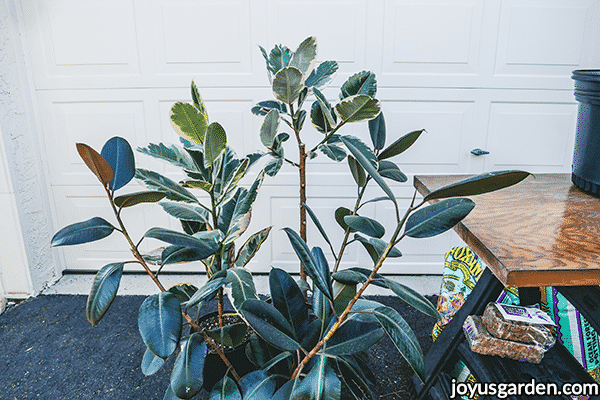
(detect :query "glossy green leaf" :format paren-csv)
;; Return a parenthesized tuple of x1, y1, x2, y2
(218, 157, 250, 202)
(269, 268, 309, 339)
(282, 228, 332, 300)
(272, 67, 304, 104)
(235, 226, 272, 268)
(347, 155, 366, 187)
(331, 269, 365, 285)
(251, 100, 288, 116)
(378, 129, 424, 161)
(313, 87, 336, 129)
(343, 215, 385, 238)
(184, 277, 228, 308)
(168, 283, 199, 304)
(289, 36, 317, 77)
(335, 95, 381, 124)
(340, 135, 377, 169)
(170, 101, 208, 144)
(341, 136, 396, 205)
(346, 267, 387, 288)
(161, 245, 208, 266)
(332, 281, 356, 316)
(239, 370, 278, 400)
(76, 143, 113, 186)
(378, 160, 407, 183)
(265, 44, 293, 76)
(368, 112, 386, 151)
(334, 207, 355, 232)
(292, 355, 341, 400)
(180, 180, 212, 193)
(141, 347, 165, 376)
(305, 60, 338, 89)
(245, 334, 281, 369)
(209, 376, 241, 400)
(143, 227, 220, 257)
(260, 109, 280, 147)
(271, 132, 290, 158)
(137, 142, 196, 170)
(326, 320, 383, 356)
(319, 143, 346, 162)
(51, 217, 115, 247)
(226, 267, 259, 311)
(135, 169, 198, 204)
(335, 356, 374, 400)
(383, 278, 440, 319)
(302, 202, 333, 251)
(182, 147, 212, 182)
(354, 235, 402, 261)
(424, 170, 531, 201)
(163, 387, 181, 400)
(204, 122, 227, 168)
(86, 262, 124, 327)
(159, 202, 210, 224)
(114, 191, 167, 208)
(171, 334, 207, 399)
(405, 198, 475, 238)
(207, 322, 248, 348)
(339, 71, 377, 99)
(101, 137, 135, 190)
(372, 306, 425, 382)
(241, 299, 300, 351)
(138, 292, 182, 358)
(265, 157, 283, 177)
(311, 101, 336, 134)
(190, 81, 209, 119)
(223, 171, 265, 243)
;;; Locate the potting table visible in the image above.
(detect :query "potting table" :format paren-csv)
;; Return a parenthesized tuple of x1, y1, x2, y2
(412, 173, 600, 400)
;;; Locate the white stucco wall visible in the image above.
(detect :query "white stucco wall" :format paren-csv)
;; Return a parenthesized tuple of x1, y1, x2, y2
(0, 1, 59, 297)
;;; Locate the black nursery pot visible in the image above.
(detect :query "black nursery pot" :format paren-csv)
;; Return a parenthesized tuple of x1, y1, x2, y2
(195, 312, 256, 391)
(571, 70, 600, 196)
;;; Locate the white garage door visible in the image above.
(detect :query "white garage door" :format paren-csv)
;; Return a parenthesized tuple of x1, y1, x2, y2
(14, 0, 600, 276)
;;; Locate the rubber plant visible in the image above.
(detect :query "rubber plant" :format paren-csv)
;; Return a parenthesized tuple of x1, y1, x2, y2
(218, 37, 531, 400)
(51, 82, 271, 398)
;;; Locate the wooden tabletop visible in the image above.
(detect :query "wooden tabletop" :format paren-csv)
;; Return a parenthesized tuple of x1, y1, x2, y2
(414, 174, 600, 287)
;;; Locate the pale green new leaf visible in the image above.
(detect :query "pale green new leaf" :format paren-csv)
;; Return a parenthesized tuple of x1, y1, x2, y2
(204, 122, 227, 169)
(170, 101, 209, 144)
(191, 81, 209, 119)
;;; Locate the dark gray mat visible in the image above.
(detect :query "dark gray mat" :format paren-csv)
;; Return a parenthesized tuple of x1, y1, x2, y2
(0, 294, 437, 400)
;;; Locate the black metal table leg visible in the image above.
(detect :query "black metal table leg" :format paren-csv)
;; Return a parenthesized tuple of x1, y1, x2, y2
(414, 268, 506, 400)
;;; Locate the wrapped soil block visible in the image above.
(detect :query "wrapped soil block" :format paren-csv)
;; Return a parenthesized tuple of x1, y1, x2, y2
(482, 303, 556, 348)
(463, 315, 546, 364)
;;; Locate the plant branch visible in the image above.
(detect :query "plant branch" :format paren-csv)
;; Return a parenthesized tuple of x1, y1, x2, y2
(332, 180, 369, 273)
(103, 186, 240, 381)
(291, 199, 418, 379)
(308, 121, 347, 154)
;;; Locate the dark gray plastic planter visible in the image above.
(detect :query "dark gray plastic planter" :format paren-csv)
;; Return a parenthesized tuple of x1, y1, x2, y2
(572, 70, 600, 196)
